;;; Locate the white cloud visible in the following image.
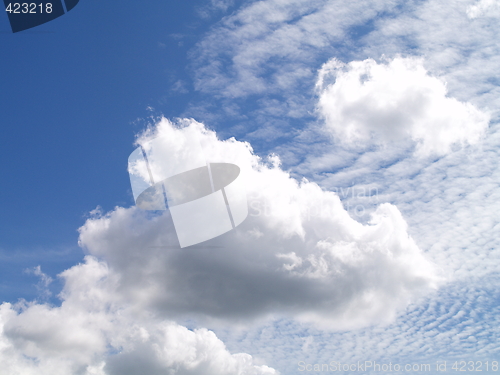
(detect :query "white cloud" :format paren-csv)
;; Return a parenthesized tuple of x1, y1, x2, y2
(178, 0, 500, 371)
(0, 118, 443, 374)
(359, 0, 500, 120)
(185, 0, 499, 147)
(217, 277, 500, 374)
(315, 57, 490, 156)
(299, 120, 500, 284)
(185, 0, 404, 140)
(78, 118, 439, 330)
(24, 266, 53, 300)
(467, 0, 500, 18)
(197, 0, 235, 19)
(4, 0, 498, 371)
(191, 0, 396, 99)
(0, 257, 278, 375)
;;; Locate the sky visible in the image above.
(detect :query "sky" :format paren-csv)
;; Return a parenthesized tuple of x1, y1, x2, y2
(0, 0, 499, 374)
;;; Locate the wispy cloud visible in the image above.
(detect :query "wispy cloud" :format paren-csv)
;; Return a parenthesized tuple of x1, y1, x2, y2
(467, 0, 500, 19)
(217, 278, 500, 374)
(187, 0, 499, 145)
(23, 266, 53, 300)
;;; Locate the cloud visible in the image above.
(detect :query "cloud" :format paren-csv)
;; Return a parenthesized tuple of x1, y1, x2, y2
(315, 57, 490, 156)
(0, 257, 278, 375)
(184, 0, 499, 151)
(104, 323, 278, 375)
(358, 0, 500, 120)
(78, 118, 439, 329)
(2, 0, 499, 372)
(467, 0, 500, 18)
(0, 118, 442, 374)
(219, 277, 500, 374)
(196, 0, 236, 19)
(24, 266, 53, 300)
(190, 0, 397, 99)
(184, 0, 404, 141)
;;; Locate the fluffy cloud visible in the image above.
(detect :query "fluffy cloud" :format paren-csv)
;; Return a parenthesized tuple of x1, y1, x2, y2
(78, 118, 439, 329)
(0, 118, 441, 374)
(0, 257, 278, 375)
(316, 57, 490, 156)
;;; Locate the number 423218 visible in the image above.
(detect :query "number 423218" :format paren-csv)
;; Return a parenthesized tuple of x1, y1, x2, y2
(5, 3, 53, 14)
(451, 361, 499, 371)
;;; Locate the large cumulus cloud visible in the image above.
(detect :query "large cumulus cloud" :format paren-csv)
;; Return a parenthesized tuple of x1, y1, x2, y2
(0, 118, 442, 374)
(78, 118, 439, 329)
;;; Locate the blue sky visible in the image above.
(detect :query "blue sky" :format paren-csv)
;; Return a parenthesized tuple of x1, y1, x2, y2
(1, 0, 500, 374)
(0, 0, 213, 300)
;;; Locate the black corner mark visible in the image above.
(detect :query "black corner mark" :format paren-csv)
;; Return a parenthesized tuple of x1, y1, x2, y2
(4, 1, 64, 33)
(4, 0, 80, 33)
